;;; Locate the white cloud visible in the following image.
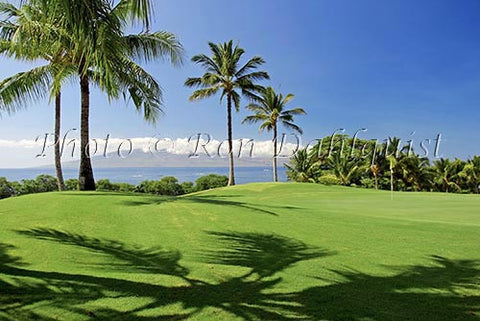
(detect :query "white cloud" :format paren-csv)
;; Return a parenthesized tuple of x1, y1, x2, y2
(0, 136, 303, 168)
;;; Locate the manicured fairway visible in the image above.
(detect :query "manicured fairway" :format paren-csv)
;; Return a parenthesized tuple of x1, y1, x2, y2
(0, 183, 479, 320)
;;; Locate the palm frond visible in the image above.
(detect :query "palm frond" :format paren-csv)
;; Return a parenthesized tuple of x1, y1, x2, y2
(189, 86, 220, 101)
(235, 56, 266, 77)
(0, 64, 53, 113)
(124, 31, 184, 65)
(282, 121, 303, 134)
(283, 107, 306, 116)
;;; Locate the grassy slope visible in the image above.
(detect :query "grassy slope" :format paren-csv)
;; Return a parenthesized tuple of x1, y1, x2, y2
(0, 183, 479, 320)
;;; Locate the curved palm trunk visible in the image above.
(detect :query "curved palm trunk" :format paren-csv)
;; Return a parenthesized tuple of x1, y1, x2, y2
(78, 73, 96, 191)
(54, 92, 65, 191)
(226, 95, 235, 186)
(272, 124, 278, 182)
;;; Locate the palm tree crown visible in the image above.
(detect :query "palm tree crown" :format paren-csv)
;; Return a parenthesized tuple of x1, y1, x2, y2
(242, 86, 306, 182)
(185, 40, 269, 186)
(0, 0, 184, 190)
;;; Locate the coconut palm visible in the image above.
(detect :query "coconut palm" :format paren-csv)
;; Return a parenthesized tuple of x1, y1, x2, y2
(185, 40, 269, 186)
(242, 86, 305, 182)
(327, 154, 361, 186)
(433, 158, 462, 193)
(285, 148, 320, 183)
(370, 164, 380, 190)
(460, 156, 480, 194)
(1, 0, 184, 191)
(0, 1, 70, 190)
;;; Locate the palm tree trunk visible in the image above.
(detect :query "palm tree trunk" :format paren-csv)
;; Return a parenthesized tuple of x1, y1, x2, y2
(273, 124, 278, 182)
(78, 73, 96, 191)
(54, 92, 65, 191)
(374, 173, 378, 190)
(226, 94, 235, 186)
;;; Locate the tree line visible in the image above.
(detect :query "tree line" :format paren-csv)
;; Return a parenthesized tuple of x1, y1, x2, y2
(0, 173, 229, 199)
(285, 135, 480, 194)
(0, 0, 305, 190)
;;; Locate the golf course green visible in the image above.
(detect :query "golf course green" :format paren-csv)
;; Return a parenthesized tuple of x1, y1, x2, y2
(0, 183, 479, 320)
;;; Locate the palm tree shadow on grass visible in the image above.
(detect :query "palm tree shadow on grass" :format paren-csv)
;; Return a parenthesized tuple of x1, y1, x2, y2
(1, 230, 479, 320)
(294, 256, 480, 320)
(16, 228, 189, 277)
(201, 231, 332, 278)
(121, 194, 302, 217)
(59, 191, 301, 216)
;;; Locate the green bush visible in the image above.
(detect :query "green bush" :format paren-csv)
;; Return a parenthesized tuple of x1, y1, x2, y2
(136, 177, 185, 196)
(96, 179, 136, 192)
(181, 181, 195, 194)
(65, 179, 79, 191)
(0, 177, 15, 199)
(360, 178, 376, 189)
(17, 175, 57, 195)
(97, 179, 119, 191)
(195, 174, 228, 191)
(114, 182, 136, 192)
(317, 174, 341, 185)
(35, 175, 58, 192)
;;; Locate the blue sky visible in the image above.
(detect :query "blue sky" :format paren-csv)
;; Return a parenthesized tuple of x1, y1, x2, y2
(1, 0, 480, 167)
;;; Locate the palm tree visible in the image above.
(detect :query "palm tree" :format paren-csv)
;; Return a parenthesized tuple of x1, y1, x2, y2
(0, 1, 69, 190)
(327, 154, 361, 186)
(1, 0, 184, 191)
(370, 164, 380, 190)
(185, 40, 269, 186)
(242, 86, 305, 182)
(433, 158, 462, 193)
(460, 156, 480, 194)
(284, 148, 320, 183)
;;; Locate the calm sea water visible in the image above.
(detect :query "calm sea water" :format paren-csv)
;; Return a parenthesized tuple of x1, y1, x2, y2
(0, 167, 287, 185)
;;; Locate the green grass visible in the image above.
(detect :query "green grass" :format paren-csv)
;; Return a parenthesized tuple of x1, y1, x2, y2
(0, 183, 479, 320)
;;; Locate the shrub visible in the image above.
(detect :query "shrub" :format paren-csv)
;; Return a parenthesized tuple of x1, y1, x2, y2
(19, 179, 39, 194)
(135, 180, 155, 194)
(136, 177, 185, 196)
(195, 174, 228, 191)
(114, 182, 136, 192)
(65, 179, 79, 191)
(0, 177, 15, 199)
(317, 174, 341, 185)
(35, 175, 58, 193)
(97, 179, 119, 191)
(181, 181, 195, 194)
(16, 175, 57, 195)
(156, 176, 184, 196)
(360, 177, 376, 189)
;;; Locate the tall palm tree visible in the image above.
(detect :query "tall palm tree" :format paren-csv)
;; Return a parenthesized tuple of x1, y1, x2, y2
(0, 1, 69, 190)
(185, 40, 269, 186)
(60, 0, 183, 190)
(1, 0, 184, 191)
(242, 86, 306, 182)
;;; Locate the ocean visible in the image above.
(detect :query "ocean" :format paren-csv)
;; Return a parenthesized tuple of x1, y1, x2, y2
(0, 167, 288, 185)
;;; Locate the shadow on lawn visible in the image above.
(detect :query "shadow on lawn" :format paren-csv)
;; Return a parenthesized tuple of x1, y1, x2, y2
(60, 191, 301, 216)
(1, 229, 479, 320)
(120, 193, 302, 216)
